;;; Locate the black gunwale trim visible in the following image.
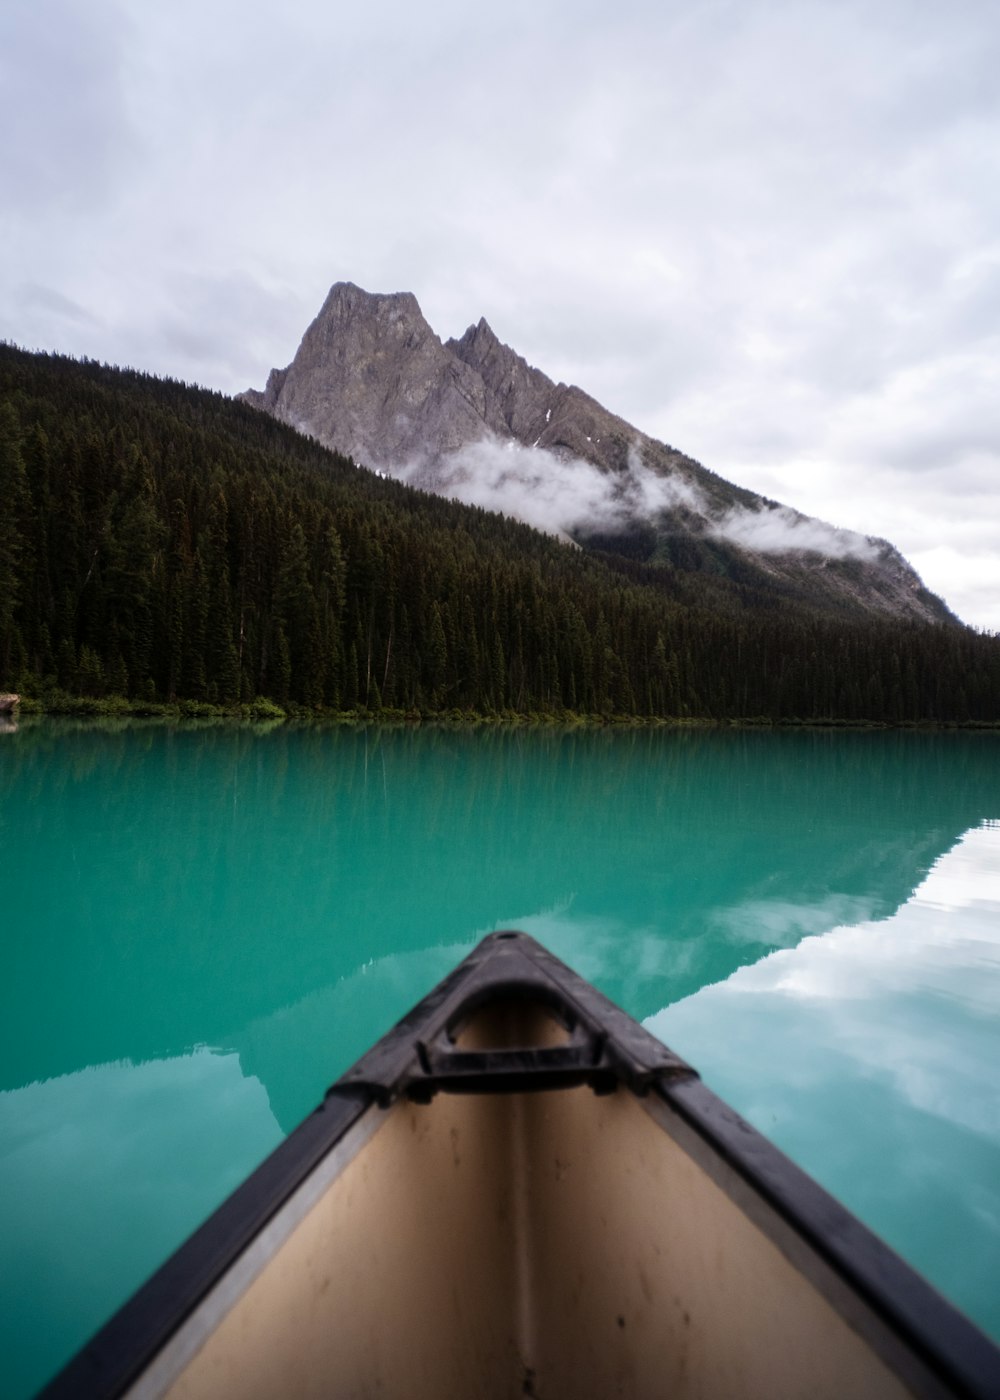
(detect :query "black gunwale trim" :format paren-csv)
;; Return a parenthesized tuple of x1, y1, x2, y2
(37, 1092, 372, 1400)
(37, 929, 1000, 1400)
(651, 1076, 1000, 1400)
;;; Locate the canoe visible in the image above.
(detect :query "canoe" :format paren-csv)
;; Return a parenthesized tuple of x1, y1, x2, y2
(42, 931, 1000, 1399)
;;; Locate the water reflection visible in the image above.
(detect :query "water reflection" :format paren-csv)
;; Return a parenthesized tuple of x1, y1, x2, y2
(235, 942, 472, 1130)
(646, 822, 1000, 1341)
(2, 721, 999, 1390)
(5, 725, 997, 1101)
(0, 1049, 280, 1399)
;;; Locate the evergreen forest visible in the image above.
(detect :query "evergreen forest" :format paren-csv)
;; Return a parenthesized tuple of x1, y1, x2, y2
(1, 344, 997, 724)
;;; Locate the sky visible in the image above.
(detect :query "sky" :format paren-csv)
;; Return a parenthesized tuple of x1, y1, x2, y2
(2, 0, 998, 630)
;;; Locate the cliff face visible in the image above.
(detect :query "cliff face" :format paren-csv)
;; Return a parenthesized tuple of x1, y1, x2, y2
(241, 284, 487, 466)
(242, 283, 953, 625)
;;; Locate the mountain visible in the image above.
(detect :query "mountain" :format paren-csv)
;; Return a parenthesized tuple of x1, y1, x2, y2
(242, 283, 953, 625)
(3, 344, 997, 723)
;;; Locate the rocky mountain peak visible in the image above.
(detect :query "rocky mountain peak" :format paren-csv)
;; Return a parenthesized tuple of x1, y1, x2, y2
(242, 283, 488, 468)
(317, 282, 424, 334)
(450, 316, 502, 362)
(240, 283, 954, 626)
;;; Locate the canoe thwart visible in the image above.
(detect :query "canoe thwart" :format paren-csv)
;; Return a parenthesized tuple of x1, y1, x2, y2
(331, 929, 698, 1106)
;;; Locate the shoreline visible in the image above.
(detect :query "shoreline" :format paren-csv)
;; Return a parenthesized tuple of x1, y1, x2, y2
(8, 695, 1000, 733)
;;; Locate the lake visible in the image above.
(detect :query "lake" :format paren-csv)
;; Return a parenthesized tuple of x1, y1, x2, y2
(1, 719, 998, 1395)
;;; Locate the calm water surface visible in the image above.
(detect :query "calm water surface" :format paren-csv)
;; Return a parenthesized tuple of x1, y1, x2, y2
(1, 720, 998, 1394)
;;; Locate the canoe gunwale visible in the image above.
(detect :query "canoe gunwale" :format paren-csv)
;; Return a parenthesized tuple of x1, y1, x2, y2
(38, 1090, 375, 1400)
(121, 1103, 387, 1400)
(38, 929, 1000, 1400)
(644, 1077, 999, 1400)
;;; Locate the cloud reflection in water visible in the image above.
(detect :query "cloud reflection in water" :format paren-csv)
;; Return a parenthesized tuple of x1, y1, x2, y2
(0, 1049, 281, 1398)
(646, 822, 1000, 1342)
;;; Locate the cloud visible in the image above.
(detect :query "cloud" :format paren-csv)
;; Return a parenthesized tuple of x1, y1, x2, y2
(663, 344, 1000, 621)
(908, 546, 1000, 637)
(393, 434, 882, 563)
(148, 270, 312, 389)
(648, 822, 1000, 1136)
(0, 0, 137, 215)
(13, 283, 99, 331)
(397, 439, 626, 540)
(708, 894, 882, 949)
(392, 436, 699, 542)
(708, 504, 881, 562)
(2, 0, 999, 623)
(643, 820, 1000, 1334)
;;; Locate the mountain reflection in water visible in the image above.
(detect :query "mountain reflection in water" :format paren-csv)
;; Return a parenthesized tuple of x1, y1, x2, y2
(648, 821, 1000, 1343)
(1, 721, 998, 1393)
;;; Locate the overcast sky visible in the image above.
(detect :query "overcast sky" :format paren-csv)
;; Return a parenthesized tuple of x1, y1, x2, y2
(2, 0, 998, 629)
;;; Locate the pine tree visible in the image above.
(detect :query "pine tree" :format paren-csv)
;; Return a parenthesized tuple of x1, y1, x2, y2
(0, 403, 28, 679)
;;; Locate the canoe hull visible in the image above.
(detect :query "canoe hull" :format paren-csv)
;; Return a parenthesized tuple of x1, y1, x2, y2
(151, 1083, 913, 1400)
(42, 933, 1000, 1400)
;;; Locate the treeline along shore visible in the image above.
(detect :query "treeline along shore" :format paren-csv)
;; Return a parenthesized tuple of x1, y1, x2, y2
(0, 345, 997, 724)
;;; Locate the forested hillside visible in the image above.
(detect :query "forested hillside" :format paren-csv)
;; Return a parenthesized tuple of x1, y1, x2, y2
(243, 282, 951, 627)
(0, 345, 997, 723)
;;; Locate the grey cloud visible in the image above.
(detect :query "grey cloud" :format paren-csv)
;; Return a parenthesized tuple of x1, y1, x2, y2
(14, 283, 98, 328)
(941, 260, 1000, 345)
(0, 0, 137, 214)
(1, 0, 998, 623)
(708, 506, 880, 563)
(148, 272, 315, 389)
(396, 438, 658, 541)
(392, 436, 702, 542)
(392, 435, 880, 565)
(876, 431, 1000, 477)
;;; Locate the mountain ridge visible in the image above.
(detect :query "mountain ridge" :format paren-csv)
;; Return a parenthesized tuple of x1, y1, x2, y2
(242, 283, 953, 626)
(4, 342, 997, 726)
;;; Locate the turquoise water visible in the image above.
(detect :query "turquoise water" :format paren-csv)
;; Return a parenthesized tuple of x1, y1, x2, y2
(1, 720, 998, 1394)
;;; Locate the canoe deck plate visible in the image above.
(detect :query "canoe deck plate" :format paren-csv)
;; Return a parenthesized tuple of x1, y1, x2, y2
(331, 930, 698, 1105)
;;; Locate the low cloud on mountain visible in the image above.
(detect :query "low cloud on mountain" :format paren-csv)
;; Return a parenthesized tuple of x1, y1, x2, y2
(396, 437, 667, 540)
(395, 435, 880, 562)
(708, 503, 880, 562)
(2, 0, 997, 621)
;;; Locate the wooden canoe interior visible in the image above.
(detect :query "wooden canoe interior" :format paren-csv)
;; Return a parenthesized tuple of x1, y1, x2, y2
(131, 1003, 917, 1400)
